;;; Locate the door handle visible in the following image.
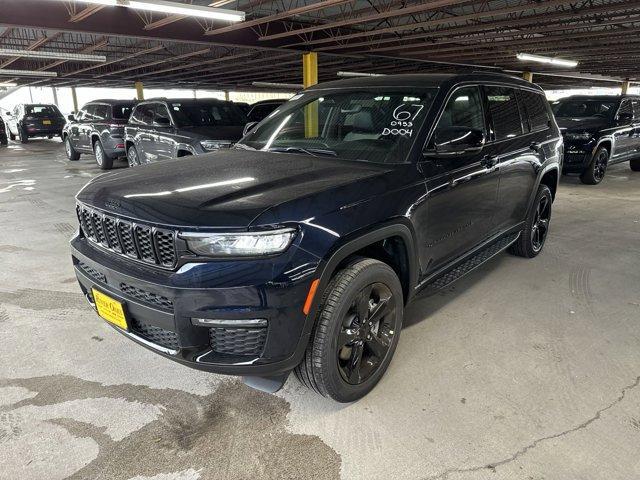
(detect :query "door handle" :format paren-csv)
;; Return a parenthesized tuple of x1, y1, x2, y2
(481, 155, 498, 167)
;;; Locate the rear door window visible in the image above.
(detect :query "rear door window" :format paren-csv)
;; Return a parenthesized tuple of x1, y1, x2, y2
(93, 105, 109, 121)
(485, 86, 524, 140)
(131, 104, 154, 125)
(518, 90, 550, 132)
(617, 99, 633, 123)
(632, 100, 640, 120)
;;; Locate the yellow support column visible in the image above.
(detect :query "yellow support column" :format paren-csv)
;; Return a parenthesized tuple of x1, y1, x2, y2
(71, 86, 78, 112)
(303, 52, 318, 138)
(135, 81, 144, 101)
(622, 79, 631, 94)
(522, 71, 533, 82)
(224, 90, 230, 101)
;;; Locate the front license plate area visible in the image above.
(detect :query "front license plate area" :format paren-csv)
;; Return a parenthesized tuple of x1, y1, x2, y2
(42, 119, 51, 125)
(92, 288, 128, 330)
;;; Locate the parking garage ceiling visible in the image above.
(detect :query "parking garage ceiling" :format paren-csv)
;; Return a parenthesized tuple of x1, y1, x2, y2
(1, 0, 639, 91)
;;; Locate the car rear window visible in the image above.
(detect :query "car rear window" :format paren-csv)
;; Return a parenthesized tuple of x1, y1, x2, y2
(24, 105, 60, 117)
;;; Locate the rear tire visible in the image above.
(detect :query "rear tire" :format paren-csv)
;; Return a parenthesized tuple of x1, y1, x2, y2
(127, 145, 141, 167)
(8, 130, 15, 141)
(294, 258, 403, 403)
(18, 125, 28, 144)
(631, 157, 640, 172)
(64, 136, 80, 161)
(94, 140, 113, 170)
(580, 146, 608, 184)
(509, 184, 552, 258)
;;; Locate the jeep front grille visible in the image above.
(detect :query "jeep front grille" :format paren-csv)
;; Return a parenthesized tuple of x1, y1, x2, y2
(76, 204, 177, 269)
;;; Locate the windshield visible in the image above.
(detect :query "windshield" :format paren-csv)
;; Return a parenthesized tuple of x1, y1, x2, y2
(552, 99, 618, 118)
(237, 88, 437, 163)
(25, 105, 61, 117)
(169, 101, 247, 127)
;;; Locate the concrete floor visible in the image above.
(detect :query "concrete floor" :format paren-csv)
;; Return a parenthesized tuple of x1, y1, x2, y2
(1, 139, 639, 480)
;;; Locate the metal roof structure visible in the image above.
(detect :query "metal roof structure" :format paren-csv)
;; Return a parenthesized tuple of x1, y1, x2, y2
(1, 0, 638, 91)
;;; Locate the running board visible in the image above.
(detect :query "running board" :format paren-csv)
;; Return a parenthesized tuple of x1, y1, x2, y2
(420, 232, 520, 293)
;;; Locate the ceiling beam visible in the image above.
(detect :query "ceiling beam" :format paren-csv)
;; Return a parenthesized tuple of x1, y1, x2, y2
(95, 47, 211, 77)
(0, 32, 61, 68)
(69, 4, 105, 23)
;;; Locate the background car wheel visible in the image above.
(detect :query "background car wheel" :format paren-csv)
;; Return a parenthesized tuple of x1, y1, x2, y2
(47, 135, 53, 139)
(8, 130, 15, 141)
(64, 136, 80, 161)
(294, 258, 403, 403)
(127, 145, 141, 167)
(630, 157, 640, 172)
(580, 146, 608, 184)
(18, 126, 28, 144)
(509, 184, 553, 258)
(94, 141, 114, 170)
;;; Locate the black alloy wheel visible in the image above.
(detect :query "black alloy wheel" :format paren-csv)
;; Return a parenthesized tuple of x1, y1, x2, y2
(295, 258, 403, 402)
(531, 194, 551, 253)
(580, 146, 608, 185)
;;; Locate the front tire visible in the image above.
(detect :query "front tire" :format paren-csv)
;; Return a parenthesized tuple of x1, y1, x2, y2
(510, 184, 552, 258)
(295, 258, 403, 403)
(94, 140, 113, 170)
(127, 145, 141, 167)
(580, 146, 608, 184)
(18, 125, 28, 144)
(631, 157, 640, 172)
(64, 136, 80, 161)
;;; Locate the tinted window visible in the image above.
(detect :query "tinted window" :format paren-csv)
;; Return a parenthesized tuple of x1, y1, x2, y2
(518, 90, 550, 132)
(632, 100, 640, 120)
(25, 104, 60, 118)
(93, 105, 109, 121)
(154, 103, 171, 122)
(618, 100, 633, 122)
(113, 103, 133, 120)
(83, 104, 98, 121)
(552, 99, 618, 118)
(247, 103, 281, 123)
(131, 104, 154, 125)
(435, 86, 485, 132)
(169, 101, 246, 127)
(485, 87, 523, 140)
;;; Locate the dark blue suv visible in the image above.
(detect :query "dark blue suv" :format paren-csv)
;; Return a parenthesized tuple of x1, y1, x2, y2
(71, 73, 562, 402)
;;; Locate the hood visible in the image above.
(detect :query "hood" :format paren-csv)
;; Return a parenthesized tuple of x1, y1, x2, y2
(556, 116, 610, 132)
(177, 125, 244, 142)
(76, 150, 391, 228)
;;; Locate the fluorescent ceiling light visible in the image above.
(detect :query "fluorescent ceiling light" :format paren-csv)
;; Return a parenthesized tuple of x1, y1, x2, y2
(77, 0, 245, 22)
(0, 82, 17, 87)
(337, 71, 385, 78)
(0, 48, 106, 63)
(252, 81, 302, 90)
(0, 69, 57, 77)
(516, 53, 578, 68)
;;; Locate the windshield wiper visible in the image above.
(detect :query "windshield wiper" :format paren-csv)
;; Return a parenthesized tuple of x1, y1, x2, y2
(267, 146, 337, 157)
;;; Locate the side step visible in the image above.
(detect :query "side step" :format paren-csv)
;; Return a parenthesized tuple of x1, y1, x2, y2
(422, 232, 520, 292)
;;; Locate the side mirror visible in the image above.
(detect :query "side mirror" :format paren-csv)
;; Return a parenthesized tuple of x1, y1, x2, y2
(153, 116, 171, 127)
(617, 112, 633, 124)
(67, 114, 75, 121)
(5, 112, 11, 116)
(243, 121, 258, 136)
(426, 127, 485, 156)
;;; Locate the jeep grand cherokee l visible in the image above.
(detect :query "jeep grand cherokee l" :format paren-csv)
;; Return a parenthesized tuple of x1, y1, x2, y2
(552, 95, 640, 184)
(71, 73, 561, 402)
(63, 100, 135, 170)
(5, 103, 65, 143)
(125, 98, 246, 166)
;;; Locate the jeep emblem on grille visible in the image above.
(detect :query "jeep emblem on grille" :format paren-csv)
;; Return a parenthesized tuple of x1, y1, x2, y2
(105, 199, 121, 210)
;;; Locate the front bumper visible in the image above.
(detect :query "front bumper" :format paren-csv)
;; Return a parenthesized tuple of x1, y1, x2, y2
(71, 235, 321, 377)
(562, 139, 595, 173)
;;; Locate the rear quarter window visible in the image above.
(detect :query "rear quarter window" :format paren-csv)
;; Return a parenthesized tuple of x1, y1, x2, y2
(518, 90, 550, 132)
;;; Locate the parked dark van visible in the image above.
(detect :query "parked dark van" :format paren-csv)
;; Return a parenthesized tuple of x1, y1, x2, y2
(72, 73, 561, 402)
(553, 95, 640, 183)
(5, 103, 65, 142)
(62, 100, 135, 170)
(124, 98, 246, 166)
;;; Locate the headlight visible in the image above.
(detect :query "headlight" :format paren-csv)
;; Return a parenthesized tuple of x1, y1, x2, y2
(564, 132, 593, 141)
(200, 140, 231, 151)
(180, 228, 296, 257)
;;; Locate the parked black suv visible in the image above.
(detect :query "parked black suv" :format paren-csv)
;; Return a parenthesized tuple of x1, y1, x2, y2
(71, 74, 561, 402)
(124, 98, 246, 166)
(246, 99, 287, 123)
(62, 100, 135, 170)
(5, 103, 65, 143)
(553, 95, 640, 184)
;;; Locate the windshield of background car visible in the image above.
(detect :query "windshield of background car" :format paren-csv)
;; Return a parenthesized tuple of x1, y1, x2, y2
(113, 104, 133, 119)
(25, 105, 61, 117)
(552, 100, 618, 118)
(169, 102, 247, 127)
(238, 88, 438, 163)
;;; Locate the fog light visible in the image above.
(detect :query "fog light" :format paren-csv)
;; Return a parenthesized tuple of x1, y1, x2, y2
(191, 318, 267, 327)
